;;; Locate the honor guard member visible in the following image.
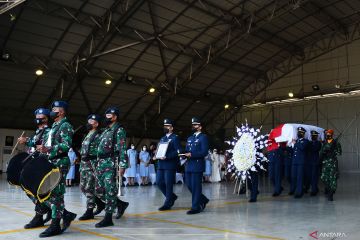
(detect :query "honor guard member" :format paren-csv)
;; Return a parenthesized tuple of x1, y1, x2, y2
(157, 118, 181, 211)
(78, 114, 102, 220)
(183, 117, 209, 214)
(289, 127, 310, 198)
(280, 142, 293, 185)
(95, 107, 129, 228)
(36, 100, 77, 237)
(267, 136, 283, 197)
(320, 129, 342, 201)
(17, 108, 52, 229)
(248, 171, 259, 202)
(308, 131, 322, 196)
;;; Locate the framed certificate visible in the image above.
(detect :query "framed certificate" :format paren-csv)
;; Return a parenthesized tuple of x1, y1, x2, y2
(155, 142, 169, 159)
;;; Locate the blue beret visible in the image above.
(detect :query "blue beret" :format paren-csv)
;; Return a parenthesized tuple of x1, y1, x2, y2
(51, 100, 68, 110)
(164, 118, 173, 126)
(105, 106, 120, 116)
(87, 114, 101, 122)
(297, 127, 306, 133)
(191, 117, 201, 125)
(34, 108, 50, 116)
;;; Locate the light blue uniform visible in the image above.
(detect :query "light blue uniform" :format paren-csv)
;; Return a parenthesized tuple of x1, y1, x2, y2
(66, 149, 77, 180)
(127, 149, 137, 177)
(204, 152, 212, 176)
(139, 151, 150, 177)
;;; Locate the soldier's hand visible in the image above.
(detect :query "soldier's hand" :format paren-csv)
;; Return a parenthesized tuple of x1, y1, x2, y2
(36, 145, 48, 153)
(184, 153, 191, 158)
(18, 137, 27, 144)
(160, 157, 166, 160)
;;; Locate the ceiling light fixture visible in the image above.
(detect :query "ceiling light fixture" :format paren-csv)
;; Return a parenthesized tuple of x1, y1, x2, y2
(312, 84, 320, 91)
(35, 69, 43, 76)
(149, 87, 156, 93)
(1, 52, 10, 61)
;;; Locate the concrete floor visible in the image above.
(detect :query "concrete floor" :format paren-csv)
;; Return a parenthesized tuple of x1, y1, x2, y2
(0, 173, 359, 240)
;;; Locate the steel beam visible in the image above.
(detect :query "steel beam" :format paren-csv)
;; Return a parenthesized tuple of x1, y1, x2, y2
(173, 0, 348, 126)
(65, 0, 145, 103)
(146, 0, 303, 126)
(130, 0, 249, 122)
(0, 0, 26, 15)
(43, 0, 129, 109)
(96, 0, 198, 115)
(208, 17, 360, 133)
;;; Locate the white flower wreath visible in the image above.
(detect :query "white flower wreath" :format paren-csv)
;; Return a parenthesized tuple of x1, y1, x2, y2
(226, 123, 268, 181)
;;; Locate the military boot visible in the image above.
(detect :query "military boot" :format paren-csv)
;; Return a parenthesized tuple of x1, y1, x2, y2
(328, 191, 334, 201)
(39, 218, 62, 238)
(24, 213, 44, 229)
(93, 197, 105, 216)
(79, 208, 94, 220)
(43, 211, 52, 224)
(115, 200, 129, 219)
(95, 213, 114, 228)
(62, 209, 77, 231)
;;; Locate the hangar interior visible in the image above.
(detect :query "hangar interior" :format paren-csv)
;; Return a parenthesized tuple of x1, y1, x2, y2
(0, 0, 360, 239)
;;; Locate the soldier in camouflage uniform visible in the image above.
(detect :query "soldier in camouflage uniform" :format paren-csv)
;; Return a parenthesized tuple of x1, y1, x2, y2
(36, 101, 77, 237)
(78, 114, 102, 220)
(320, 129, 342, 201)
(17, 108, 52, 229)
(94, 106, 129, 228)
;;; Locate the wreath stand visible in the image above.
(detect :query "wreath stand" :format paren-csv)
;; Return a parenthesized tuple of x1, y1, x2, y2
(233, 177, 249, 198)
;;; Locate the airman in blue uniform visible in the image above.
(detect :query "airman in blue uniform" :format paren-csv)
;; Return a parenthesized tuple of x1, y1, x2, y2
(157, 119, 182, 211)
(309, 131, 322, 196)
(269, 147, 284, 197)
(266, 135, 283, 197)
(280, 143, 293, 184)
(290, 127, 310, 198)
(183, 117, 209, 214)
(248, 169, 259, 202)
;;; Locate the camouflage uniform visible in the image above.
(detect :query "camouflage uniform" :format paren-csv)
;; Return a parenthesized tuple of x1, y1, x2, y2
(26, 127, 50, 150)
(26, 127, 51, 214)
(95, 122, 127, 214)
(80, 130, 101, 209)
(320, 139, 342, 192)
(44, 117, 73, 219)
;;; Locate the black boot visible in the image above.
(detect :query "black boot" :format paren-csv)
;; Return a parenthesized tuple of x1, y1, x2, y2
(62, 209, 77, 231)
(39, 219, 62, 238)
(94, 197, 105, 216)
(95, 213, 114, 228)
(115, 200, 129, 219)
(327, 191, 334, 201)
(43, 211, 52, 224)
(79, 208, 94, 220)
(24, 213, 44, 229)
(34, 203, 51, 224)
